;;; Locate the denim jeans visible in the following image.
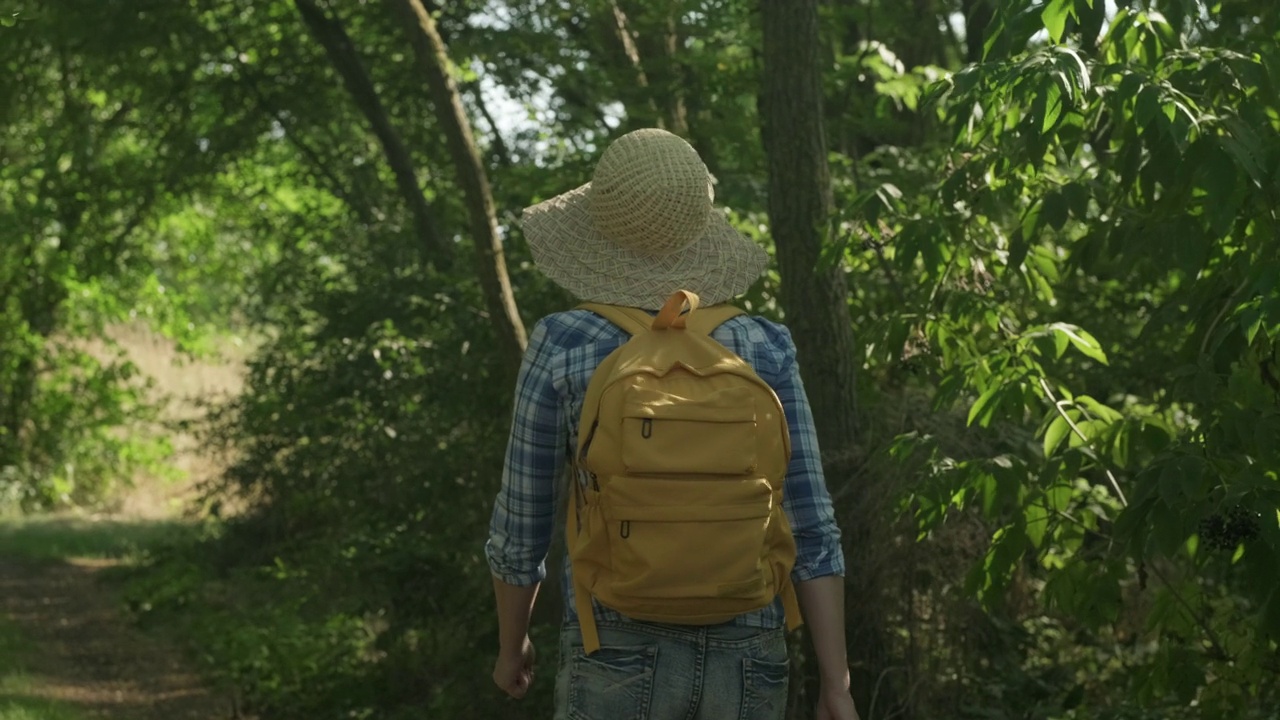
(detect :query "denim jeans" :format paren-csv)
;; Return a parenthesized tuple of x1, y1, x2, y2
(553, 619, 790, 720)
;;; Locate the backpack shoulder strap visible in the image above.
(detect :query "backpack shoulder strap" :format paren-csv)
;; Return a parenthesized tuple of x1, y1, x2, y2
(685, 304, 746, 337)
(578, 302, 744, 337)
(577, 303, 653, 336)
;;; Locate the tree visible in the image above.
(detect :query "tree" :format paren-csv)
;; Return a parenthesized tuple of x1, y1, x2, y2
(292, 0, 454, 271)
(759, 0, 891, 715)
(8, 2, 1277, 719)
(759, 3, 859, 466)
(855, 3, 1280, 717)
(0, 0, 269, 507)
(386, 0, 528, 374)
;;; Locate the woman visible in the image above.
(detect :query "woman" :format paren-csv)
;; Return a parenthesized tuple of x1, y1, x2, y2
(485, 128, 859, 720)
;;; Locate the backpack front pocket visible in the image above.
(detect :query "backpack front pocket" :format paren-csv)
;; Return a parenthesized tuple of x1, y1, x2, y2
(600, 475, 773, 602)
(621, 385, 757, 475)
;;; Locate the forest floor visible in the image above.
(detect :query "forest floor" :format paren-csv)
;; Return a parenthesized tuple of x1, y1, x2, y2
(0, 325, 247, 720)
(0, 523, 238, 720)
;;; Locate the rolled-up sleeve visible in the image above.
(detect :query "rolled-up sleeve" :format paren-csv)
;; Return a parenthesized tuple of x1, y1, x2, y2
(485, 319, 565, 586)
(771, 332, 846, 583)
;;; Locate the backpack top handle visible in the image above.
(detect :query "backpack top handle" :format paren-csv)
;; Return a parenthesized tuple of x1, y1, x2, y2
(652, 290, 701, 330)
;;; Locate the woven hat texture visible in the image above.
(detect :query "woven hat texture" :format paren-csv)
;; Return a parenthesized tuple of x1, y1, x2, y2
(521, 128, 768, 309)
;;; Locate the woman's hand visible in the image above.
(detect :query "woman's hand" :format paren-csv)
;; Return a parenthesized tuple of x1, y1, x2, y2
(815, 681, 861, 720)
(492, 634, 536, 699)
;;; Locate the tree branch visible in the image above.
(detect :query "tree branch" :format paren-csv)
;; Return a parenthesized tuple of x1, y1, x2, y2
(385, 0, 528, 374)
(213, 23, 376, 224)
(1037, 377, 1128, 506)
(293, 0, 453, 270)
(605, 0, 662, 126)
(464, 80, 513, 169)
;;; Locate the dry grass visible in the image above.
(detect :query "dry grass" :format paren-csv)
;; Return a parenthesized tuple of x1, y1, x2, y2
(0, 328, 248, 720)
(82, 325, 247, 520)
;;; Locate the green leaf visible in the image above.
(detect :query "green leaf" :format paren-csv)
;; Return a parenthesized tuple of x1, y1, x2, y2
(1053, 326, 1070, 357)
(1042, 191, 1068, 230)
(1201, 141, 1240, 236)
(968, 383, 1002, 427)
(1021, 200, 1043, 240)
(1156, 458, 1201, 503)
(1042, 0, 1072, 43)
(1049, 323, 1109, 364)
(977, 471, 999, 516)
(1008, 229, 1031, 269)
(1026, 502, 1050, 548)
(1075, 395, 1122, 422)
(1044, 415, 1071, 456)
(970, 525, 1029, 606)
(1134, 85, 1160, 130)
(1054, 46, 1091, 94)
(1219, 121, 1266, 187)
(1046, 481, 1073, 512)
(1066, 419, 1108, 448)
(1116, 72, 1143, 102)
(1110, 421, 1132, 468)
(1149, 501, 1189, 557)
(1061, 181, 1090, 219)
(1042, 80, 1065, 133)
(1032, 270, 1057, 304)
(1240, 303, 1264, 345)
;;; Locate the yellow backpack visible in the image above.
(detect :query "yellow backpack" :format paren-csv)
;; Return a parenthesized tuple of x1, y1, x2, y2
(568, 290, 803, 654)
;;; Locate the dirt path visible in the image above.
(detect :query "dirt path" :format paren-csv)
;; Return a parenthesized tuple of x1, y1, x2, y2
(0, 325, 247, 718)
(0, 557, 237, 720)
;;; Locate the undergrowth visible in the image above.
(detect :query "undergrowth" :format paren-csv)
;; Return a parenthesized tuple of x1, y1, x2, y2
(0, 516, 187, 564)
(117, 515, 559, 719)
(0, 617, 80, 720)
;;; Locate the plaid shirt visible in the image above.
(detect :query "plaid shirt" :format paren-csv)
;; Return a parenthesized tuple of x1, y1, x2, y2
(485, 309, 845, 628)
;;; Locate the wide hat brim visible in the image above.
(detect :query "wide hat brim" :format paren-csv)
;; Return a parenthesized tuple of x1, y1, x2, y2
(520, 182, 769, 310)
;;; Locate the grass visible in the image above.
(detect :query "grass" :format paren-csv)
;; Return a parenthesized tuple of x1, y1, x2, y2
(0, 515, 200, 720)
(0, 516, 193, 565)
(0, 324, 240, 720)
(0, 619, 82, 720)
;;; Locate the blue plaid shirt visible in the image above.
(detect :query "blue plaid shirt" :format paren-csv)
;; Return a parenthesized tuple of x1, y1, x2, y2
(485, 309, 845, 628)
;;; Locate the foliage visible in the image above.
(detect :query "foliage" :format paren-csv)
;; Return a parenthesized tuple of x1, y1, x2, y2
(842, 2, 1280, 716)
(115, 514, 559, 719)
(3, 0, 1278, 719)
(0, 516, 188, 564)
(0, 1, 272, 509)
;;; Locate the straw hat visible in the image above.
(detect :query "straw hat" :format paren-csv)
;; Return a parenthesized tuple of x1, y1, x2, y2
(520, 128, 768, 310)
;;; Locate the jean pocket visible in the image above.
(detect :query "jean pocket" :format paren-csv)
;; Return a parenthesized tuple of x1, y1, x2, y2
(740, 656, 789, 720)
(567, 645, 658, 720)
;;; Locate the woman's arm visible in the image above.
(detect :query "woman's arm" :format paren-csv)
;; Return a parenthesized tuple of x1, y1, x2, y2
(796, 575, 849, 685)
(485, 319, 564, 697)
(797, 576, 861, 719)
(491, 577, 540, 698)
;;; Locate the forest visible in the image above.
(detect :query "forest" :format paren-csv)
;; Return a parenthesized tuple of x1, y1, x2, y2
(1, 0, 1278, 718)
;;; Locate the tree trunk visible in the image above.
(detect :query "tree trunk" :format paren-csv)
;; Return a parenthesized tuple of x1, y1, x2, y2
(759, 0, 859, 462)
(386, 0, 528, 376)
(760, 1, 900, 718)
(629, 0, 689, 135)
(292, 0, 453, 271)
(905, 0, 948, 69)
